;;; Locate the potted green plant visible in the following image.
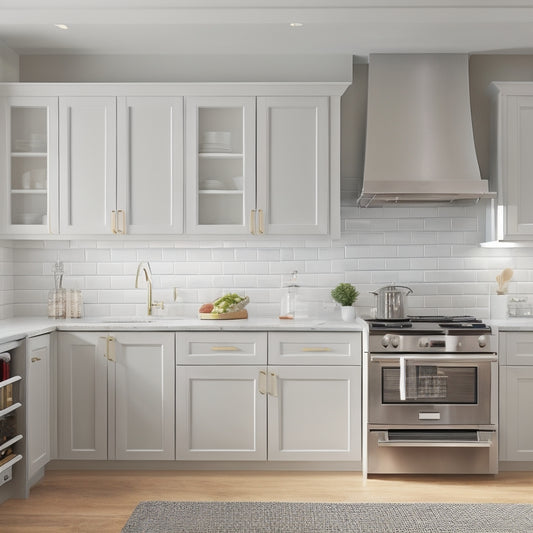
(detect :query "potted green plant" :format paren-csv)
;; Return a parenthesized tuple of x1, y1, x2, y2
(331, 283, 359, 321)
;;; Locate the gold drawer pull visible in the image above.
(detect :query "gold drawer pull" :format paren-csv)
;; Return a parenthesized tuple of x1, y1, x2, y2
(258, 370, 267, 395)
(111, 210, 118, 234)
(210, 346, 239, 352)
(31, 357, 42, 363)
(250, 209, 256, 235)
(301, 347, 332, 352)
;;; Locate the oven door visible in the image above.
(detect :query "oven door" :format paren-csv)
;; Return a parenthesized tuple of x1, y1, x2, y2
(368, 353, 497, 425)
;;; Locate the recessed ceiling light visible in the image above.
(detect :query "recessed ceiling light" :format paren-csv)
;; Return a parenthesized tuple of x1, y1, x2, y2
(289, 22, 303, 28)
(54, 23, 69, 30)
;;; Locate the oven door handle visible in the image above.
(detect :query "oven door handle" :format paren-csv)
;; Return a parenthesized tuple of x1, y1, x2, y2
(399, 356, 407, 401)
(370, 354, 498, 363)
(377, 440, 493, 448)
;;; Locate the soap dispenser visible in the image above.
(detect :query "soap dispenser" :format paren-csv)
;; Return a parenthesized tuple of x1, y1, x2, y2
(279, 270, 299, 319)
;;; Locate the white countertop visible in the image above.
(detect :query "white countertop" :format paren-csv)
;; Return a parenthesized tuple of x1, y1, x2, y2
(0, 315, 367, 345)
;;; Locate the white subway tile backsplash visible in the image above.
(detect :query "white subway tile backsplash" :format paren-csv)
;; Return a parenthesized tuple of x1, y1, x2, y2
(3, 202, 533, 320)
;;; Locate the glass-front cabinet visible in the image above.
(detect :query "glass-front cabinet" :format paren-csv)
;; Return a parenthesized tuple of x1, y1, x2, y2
(185, 97, 256, 234)
(1, 97, 58, 235)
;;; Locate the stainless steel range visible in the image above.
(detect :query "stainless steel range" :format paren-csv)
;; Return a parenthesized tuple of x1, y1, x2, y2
(365, 316, 498, 475)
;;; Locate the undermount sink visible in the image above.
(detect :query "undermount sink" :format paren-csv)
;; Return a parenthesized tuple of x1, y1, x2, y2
(84, 316, 183, 323)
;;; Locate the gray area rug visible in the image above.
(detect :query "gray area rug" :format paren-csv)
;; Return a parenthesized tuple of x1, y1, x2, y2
(121, 501, 533, 533)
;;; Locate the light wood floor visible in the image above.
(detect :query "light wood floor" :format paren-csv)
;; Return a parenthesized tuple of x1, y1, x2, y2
(0, 470, 532, 533)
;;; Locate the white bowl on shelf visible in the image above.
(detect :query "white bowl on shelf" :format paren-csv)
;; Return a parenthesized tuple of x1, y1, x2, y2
(199, 179, 224, 190)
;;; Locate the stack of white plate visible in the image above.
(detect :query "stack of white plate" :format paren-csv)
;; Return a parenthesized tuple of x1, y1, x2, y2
(200, 131, 231, 153)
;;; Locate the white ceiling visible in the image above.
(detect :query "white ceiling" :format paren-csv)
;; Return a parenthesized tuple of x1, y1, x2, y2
(2, 0, 533, 58)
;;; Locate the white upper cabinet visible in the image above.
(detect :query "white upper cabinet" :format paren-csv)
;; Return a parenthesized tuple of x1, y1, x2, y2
(488, 83, 533, 243)
(257, 96, 329, 235)
(60, 96, 184, 235)
(59, 97, 117, 235)
(1, 83, 346, 238)
(0, 96, 59, 235)
(185, 95, 332, 236)
(185, 96, 256, 234)
(117, 96, 184, 235)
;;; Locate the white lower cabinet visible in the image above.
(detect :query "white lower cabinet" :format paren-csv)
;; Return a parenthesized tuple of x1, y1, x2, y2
(176, 366, 267, 460)
(26, 334, 51, 479)
(176, 331, 362, 462)
(499, 331, 533, 462)
(500, 366, 533, 461)
(267, 365, 360, 461)
(58, 331, 175, 460)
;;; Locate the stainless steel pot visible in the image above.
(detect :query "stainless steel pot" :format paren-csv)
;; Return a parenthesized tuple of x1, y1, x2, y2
(371, 285, 413, 319)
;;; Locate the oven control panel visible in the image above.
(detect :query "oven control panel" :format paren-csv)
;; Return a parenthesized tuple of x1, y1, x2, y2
(371, 334, 495, 353)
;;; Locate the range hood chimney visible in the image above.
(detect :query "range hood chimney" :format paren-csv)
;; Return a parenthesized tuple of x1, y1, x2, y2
(357, 54, 495, 207)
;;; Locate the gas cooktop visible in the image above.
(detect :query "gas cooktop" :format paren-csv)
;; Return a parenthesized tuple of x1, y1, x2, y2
(366, 315, 490, 335)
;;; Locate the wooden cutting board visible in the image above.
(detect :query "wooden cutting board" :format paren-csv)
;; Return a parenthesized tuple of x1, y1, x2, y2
(198, 309, 248, 320)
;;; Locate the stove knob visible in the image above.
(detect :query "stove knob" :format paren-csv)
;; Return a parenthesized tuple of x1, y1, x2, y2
(390, 335, 400, 348)
(381, 335, 391, 348)
(418, 337, 429, 349)
(478, 335, 487, 348)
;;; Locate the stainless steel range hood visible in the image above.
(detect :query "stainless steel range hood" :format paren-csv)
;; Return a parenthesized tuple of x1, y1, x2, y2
(357, 54, 496, 207)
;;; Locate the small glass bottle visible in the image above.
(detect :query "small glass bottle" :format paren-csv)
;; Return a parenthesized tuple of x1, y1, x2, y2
(280, 270, 299, 319)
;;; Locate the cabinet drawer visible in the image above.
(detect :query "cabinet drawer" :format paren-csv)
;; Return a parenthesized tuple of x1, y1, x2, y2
(500, 331, 533, 365)
(176, 332, 267, 365)
(268, 332, 361, 365)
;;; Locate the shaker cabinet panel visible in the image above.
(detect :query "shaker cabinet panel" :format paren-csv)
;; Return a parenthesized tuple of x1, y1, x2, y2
(176, 365, 267, 460)
(114, 332, 175, 460)
(26, 334, 51, 479)
(117, 96, 184, 235)
(256, 96, 329, 235)
(57, 331, 175, 461)
(499, 331, 533, 365)
(499, 366, 533, 461)
(59, 97, 117, 235)
(267, 365, 361, 461)
(57, 332, 108, 460)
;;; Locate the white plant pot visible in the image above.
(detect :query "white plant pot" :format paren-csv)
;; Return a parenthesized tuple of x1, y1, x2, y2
(341, 306, 356, 321)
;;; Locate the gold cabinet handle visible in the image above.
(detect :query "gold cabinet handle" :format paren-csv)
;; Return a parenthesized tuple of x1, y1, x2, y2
(210, 346, 239, 352)
(302, 347, 332, 352)
(258, 370, 267, 395)
(111, 210, 118, 234)
(117, 209, 126, 234)
(258, 209, 264, 234)
(100, 335, 116, 361)
(268, 372, 278, 397)
(250, 209, 256, 235)
(31, 357, 41, 363)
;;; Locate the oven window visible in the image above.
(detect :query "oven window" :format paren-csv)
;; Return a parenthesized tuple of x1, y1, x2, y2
(382, 366, 478, 404)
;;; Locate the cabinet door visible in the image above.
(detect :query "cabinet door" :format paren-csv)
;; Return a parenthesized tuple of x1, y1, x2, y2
(267, 366, 361, 461)
(59, 97, 117, 235)
(113, 332, 175, 460)
(257, 96, 329, 235)
(0, 96, 59, 235)
(57, 332, 108, 460)
(185, 96, 256, 234)
(117, 97, 184, 235)
(500, 95, 533, 239)
(27, 335, 50, 479)
(499, 366, 533, 461)
(176, 366, 267, 460)
(500, 331, 533, 365)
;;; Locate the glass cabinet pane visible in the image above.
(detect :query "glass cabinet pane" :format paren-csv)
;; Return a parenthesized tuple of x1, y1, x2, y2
(197, 106, 245, 226)
(185, 96, 255, 235)
(10, 106, 49, 227)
